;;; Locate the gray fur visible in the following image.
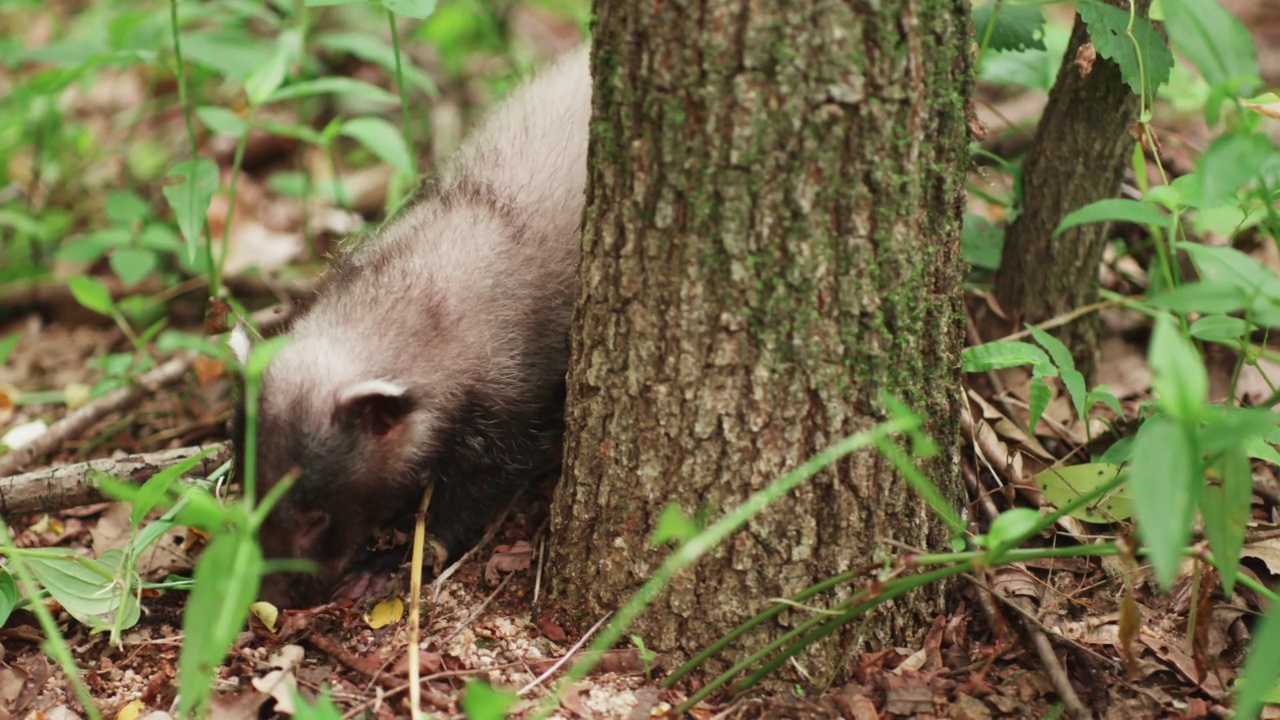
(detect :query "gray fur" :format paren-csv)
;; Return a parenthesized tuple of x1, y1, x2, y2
(241, 45, 591, 608)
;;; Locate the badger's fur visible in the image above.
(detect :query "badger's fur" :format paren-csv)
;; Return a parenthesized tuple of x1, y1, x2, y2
(235, 45, 591, 609)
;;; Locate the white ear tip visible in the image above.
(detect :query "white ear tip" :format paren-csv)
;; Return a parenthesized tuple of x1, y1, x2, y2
(228, 325, 252, 364)
(339, 379, 408, 404)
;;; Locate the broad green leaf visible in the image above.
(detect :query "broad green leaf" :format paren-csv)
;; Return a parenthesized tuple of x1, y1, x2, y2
(1130, 416, 1198, 589)
(973, 2, 1046, 53)
(1055, 198, 1168, 236)
(265, 77, 399, 105)
(67, 275, 115, 316)
(1181, 244, 1280, 297)
(1149, 315, 1207, 424)
(1201, 444, 1250, 595)
(1189, 315, 1252, 342)
(0, 571, 17, 627)
(162, 158, 219, 263)
(1235, 603, 1280, 720)
(104, 191, 151, 225)
(57, 228, 132, 264)
(379, 0, 438, 19)
(339, 117, 414, 177)
(244, 41, 291, 106)
(961, 341, 1055, 375)
(315, 32, 438, 96)
(108, 248, 156, 289)
(460, 680, 518, 720)
(0, 333, 20, 366)
(1159, 0, 1259, 90)
(1244, 436, 1280, 466)
(1198, 407, 1279, 456)
(177, 532, 263, 718)
(1077, 1, 1174, 100)
(1084, 386, 1123, 417)
(1036, 463, 1131, 522)
(960, 214, 1004, 271)
(1198, 133, 1274, 206)
(985, 507, 1042, 550)
(25, 553, 137, 631)
(195, 106, 247, 137)
(180, 28, 274, 81)
(1028, 326, 1086, 421)
(1150, 281, 1248, 315)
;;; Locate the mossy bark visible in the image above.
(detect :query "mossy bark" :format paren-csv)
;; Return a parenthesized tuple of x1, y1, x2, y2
(547, 0, 971, 688)
(991, 0, 1153, 379)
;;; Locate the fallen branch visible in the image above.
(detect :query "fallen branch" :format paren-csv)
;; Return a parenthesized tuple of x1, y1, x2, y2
(0, 443, 231, 516)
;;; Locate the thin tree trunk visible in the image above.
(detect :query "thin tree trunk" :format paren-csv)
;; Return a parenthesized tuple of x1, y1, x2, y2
(548, 0, 972, 687)
(991, 0, 1153, 378)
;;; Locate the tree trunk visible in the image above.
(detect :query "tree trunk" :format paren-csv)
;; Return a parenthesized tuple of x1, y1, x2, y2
(548, 0, 971, 688)
(990, 0, 1152, 379)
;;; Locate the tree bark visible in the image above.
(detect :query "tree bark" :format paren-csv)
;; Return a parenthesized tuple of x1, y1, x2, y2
(991, 0, 1153, 379)
(548, 0, 971, 688)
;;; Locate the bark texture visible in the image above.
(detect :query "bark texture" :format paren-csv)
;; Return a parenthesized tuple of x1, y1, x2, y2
(548, 0, 971, 687)
(992, 0, 1153, 379)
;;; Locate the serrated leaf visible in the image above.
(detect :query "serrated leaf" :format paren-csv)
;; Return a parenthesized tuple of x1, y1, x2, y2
(195, 106, 247, 137)
(108, 248, 156, 289)
(1036, 462, 1131, 522)
(962, 341, 1055, 375)
(1198, 133, 1274, 206)
(973, 2, 1046, 53)
(1078, 1, 1173, 101)
(1149, 315, 1207, 423)
(379, 0, 437, 19)
(339, 117, 414, 177)
(265, 77, 399, 105)
(67, 275, 115, 316)
(1055, 198, 1168, 236)
(1159, 0, 1259, 90)
(1235, 602, 1280, 720)
(1130, 416, 1198, 589)
(162, 158, 219, 264)
(1201, 444, 1250, 595)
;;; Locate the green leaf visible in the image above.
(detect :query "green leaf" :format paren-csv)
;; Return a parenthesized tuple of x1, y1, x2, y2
(1028, 376, 1051, 435)
(244, 41, 291, 106)
(985, 507, 1042, 550)
(1129, 416, 1199, 590)
(973, 2, 1046, 53)
(265, 77, 400, 105)
(460, 680, 518, 720)
(1055, 198, 1168, 236)
(1189, 315, 1252, 342)
(1181, 244, 1280, 327)
(1198, 133, 1274, 206)
(1150, 281, 1248, 315)
(1077, 1, 1173, 101)
(315, 32, 438, 96)
(108, 248, 156, 289)
(162, 158, 219, 264)
(0, 333, 21, 366)
(1235, 602, 1280, 720)
(650, 502, 698, 547)
(1244, 436, 1280, 466)
(67, 275, 115, 317)
(1028, 326, 1086, 422)
(1159, 0, 1259, 90)
(1036, 463, 1131, 522)
(58, 228, 132, 264)
(25, 553, 138, 631)
(104, 191, 151, 225)
(177, 532, 263, 718)
(180, 27, 274, 81)
(1149, 315, 1207, 424)
(1200, 444, 1250, 595)
(339, 117, 415, 177)
(960, 214, 1004, 271)
(379, 0, 438, 19)
(0, 571, 17, 627)
(961, 341, 1055, 375)
(195, 106, 247, 137)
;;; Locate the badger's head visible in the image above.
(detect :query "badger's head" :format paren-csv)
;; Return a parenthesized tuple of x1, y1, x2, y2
(231, 327, 436, 608)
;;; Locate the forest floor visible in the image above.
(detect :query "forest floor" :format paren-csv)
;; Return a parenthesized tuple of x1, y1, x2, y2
(3, 0, 1280, 718)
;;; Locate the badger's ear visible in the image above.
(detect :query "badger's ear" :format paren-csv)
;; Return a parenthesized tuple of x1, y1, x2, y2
(336, 380, 416, 439)
(229, 324, 253, 365)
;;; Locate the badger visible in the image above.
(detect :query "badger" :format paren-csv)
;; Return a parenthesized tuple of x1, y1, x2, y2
(232, 44, 591, 609)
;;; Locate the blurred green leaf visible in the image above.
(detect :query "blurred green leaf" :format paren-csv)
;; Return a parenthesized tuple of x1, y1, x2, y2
(67, 275, 115, 317)
(339, 117, 415, 177)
